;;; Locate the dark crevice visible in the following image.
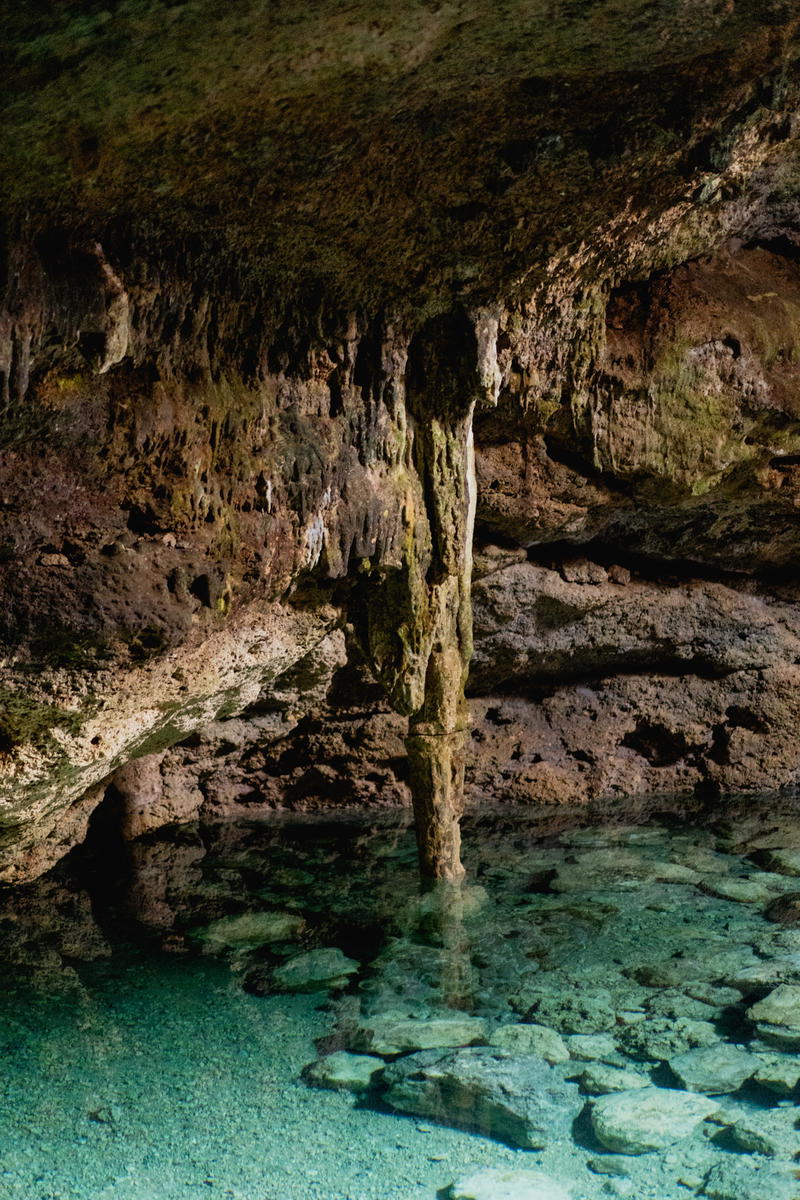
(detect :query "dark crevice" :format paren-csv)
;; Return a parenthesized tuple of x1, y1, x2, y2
(541, 434, 635, 498)
(523, 539, 761, 589)
(621, 720, 699, 767)
(466, 655, 739, 699)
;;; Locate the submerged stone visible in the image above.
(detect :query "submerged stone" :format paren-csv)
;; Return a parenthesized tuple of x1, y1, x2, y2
(699, 877, 772, 903)
(760, 850, 800, 877)
(729, 1110, 797, 1157)
(617, 1017, 719, 1062)
(590, 1088, 718, 1154)
(447, 1167, 572, 1200)
(748, 985, 800, 1047)
(513, 984, 616, 1033)
(381, 1046, 581, 1150)
(488, 1022, 569, 1063)
(752, 1052, 800, 1095)
(748, 983, 800, 1026)
(645, 988, 725, 1022)
(764, 893, 800, 926)
(302, 1051, 383, 1093)
(579, 1063, 651, 1095)
(565, 1033, 626, 1065)
(587, 1155, 639, 1177)
(684, 982, 743, 1008)
(270, 947, 359, 993)
(356, 1013, 488, 1056)
(190, 910, 305, 951)
(668, 1044, 758, 1093)
(701, 1159, 798, 1200)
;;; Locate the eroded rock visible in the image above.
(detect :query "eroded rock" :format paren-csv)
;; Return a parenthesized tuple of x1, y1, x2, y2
(381, 1046, 582, 1149)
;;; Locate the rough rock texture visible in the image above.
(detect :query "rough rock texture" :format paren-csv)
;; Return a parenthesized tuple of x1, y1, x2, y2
(2, 3, 800, 873)
(590, 1088, 718, 1154)
(381, 1046, 582, 1149)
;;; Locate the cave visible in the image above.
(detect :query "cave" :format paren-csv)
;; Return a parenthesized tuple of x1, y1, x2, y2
(1, 3, 800, 1198)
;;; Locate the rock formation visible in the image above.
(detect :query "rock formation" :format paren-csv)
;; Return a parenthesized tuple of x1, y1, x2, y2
(1, 1, 800, 878)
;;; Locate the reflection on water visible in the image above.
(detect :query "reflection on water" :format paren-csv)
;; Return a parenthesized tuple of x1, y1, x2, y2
(0, 794, 799, 1199)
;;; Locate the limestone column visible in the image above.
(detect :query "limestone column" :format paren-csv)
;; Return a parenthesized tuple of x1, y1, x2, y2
(363, 308, 498, 881)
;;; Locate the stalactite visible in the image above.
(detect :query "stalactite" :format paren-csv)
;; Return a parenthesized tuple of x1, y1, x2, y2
(362, 309, 499, 880)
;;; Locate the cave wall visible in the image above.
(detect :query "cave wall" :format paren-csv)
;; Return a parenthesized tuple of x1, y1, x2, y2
(2, 1, 800, 878)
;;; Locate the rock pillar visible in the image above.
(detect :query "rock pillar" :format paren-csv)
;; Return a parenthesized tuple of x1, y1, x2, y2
(363, 309, 498, 880)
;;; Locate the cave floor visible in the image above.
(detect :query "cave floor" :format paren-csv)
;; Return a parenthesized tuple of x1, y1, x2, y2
(0, 796, 798, 1200)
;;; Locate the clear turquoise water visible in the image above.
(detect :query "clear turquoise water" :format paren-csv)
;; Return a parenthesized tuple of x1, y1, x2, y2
(0, 797, 798, 1200)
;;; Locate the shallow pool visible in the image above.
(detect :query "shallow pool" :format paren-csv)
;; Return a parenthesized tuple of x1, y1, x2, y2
(0, 795, 798, 1200)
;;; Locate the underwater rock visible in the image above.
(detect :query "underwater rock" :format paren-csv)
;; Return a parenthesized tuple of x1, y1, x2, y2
(447, 1166, 573, 1200)
(189, 910, 305, 951)
(725, 958, 800, 991)
(565, 1034, 627, 1065)
(617, 1018, 719, 1062)
(590, 1088, 718, 1154)
(684, 983, 742, 1009)
(381, 1046, 581, 1150)
(765, 894, 800, 926)
(752, 1052, 800, 1095)
(668, 1044, 758, 1094)
(355, 1013, 488, 1057)
(727, 1108, 799, 1158)
(652, 862, 703, 884)
(587, 1155, 640, 1178)
(579, 1063, 652, 1095)
(487, 1022, 569, 1063)
(699, 877, 772, 904)
(701, 1159, 798, 1200)
(644, 989, 725, 1022)
(268, 947, 359, 993)
(760, 850, 800, 877)
(302, 1051, 383, 1093)
(748, 985, 800, 1048)
(630, 960, 716, 988)
(511, 983, 616, 1033)
(633, 946, 762, 990)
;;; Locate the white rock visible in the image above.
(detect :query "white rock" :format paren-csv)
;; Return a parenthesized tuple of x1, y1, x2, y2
(449, 1167, 572, 1200)
(565, 1033, 623, 1063)
(752, 1052, 800, 1095)
(271, 947, 358, 992)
